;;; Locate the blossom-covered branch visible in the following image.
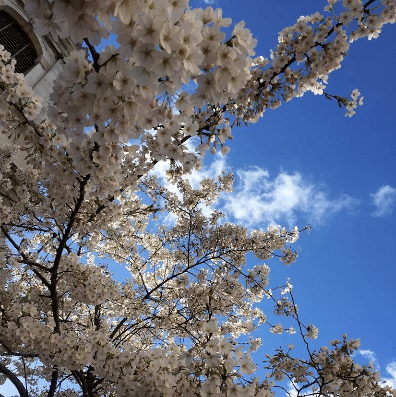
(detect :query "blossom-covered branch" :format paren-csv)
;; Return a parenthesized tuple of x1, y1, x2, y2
(0, 0, 395, 396)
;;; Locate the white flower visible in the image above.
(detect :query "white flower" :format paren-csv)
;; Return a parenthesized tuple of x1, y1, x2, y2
(306, 324, 319, 339)
(137, 14, 163, 44)
(270, 323, 283, 334)
(240, 355, 257, 375)
(351, 88, 361, 100)
(114, 0, 135, 24)
(183, 120, 199, 137)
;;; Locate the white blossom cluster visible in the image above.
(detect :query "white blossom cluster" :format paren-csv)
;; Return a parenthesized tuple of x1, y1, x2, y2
(0, 173, 308, 396)
(0, 45, 42, 138)
(0, 173, 394, 396)
(0, 0, 395, 396)
(264, 335, 392, 396)
(0, 0, 393, 200)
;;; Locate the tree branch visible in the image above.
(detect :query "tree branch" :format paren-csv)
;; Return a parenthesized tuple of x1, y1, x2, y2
(83, 38, 100, 72)
(94, 304, 101, 331)
(0, 363, 29, 397)
(47, 368, 58, 397)
(50, 175, 90, 333)
(1, 225, 51, 289)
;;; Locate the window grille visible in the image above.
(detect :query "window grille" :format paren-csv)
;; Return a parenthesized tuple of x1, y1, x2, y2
(0, 10, 37, 74)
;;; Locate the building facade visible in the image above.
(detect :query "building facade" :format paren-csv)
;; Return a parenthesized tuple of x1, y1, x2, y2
(0, 0, 79, 205)
(0, 0, 79, 167)
(0, 0, 78, 103)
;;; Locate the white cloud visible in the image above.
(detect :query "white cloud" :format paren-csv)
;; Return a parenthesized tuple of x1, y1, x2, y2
(359, 349, 379, 368)
(358, 350, 396, 391)
(151, 157, 359, 228)
(185, 155, 229, 189)
(152, 153, 228, 192)
(150, 154, 229, 226)
(287, 352, 396, 394)
(370, 185, 396, 217)
(286, 383, 298, 397)
(383, 361, 396, 390)
(223, 167, 359, 228)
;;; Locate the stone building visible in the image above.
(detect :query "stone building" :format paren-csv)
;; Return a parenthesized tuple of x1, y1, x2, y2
(0, 1, 79, 205)
(0, 0, 79, 168)
(0, 0, 78, 104)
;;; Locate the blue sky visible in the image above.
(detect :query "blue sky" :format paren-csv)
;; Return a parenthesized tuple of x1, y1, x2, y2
(3, 0, 396, 395)
(195, 0, 396, 389)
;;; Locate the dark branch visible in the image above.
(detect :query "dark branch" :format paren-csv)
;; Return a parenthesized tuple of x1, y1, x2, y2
(50, 175, 90, 332)
(47, 368, 59, 397)
(0, 363, 29, 397)
(1, 225, 51, 289)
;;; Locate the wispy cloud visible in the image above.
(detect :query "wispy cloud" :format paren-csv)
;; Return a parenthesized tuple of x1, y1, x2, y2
(150, 154, 229, 225)
(370, 185, 396, 217)
(359, 349, 378, 368)
(223, 167, 359, 228)
(358, 350, 396, 390)
(152, 156, 359, 229)
(383, 361, 396, 390)
(286, 383, 298, 397)
(152, 153, 228, 192)
(287, 356, 396, 395)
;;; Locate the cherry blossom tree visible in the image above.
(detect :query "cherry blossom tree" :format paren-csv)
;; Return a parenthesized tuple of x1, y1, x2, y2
(0, 0, 395, 396)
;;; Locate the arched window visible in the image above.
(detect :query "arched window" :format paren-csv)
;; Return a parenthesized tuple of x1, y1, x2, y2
(0, 10, 37, 74)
